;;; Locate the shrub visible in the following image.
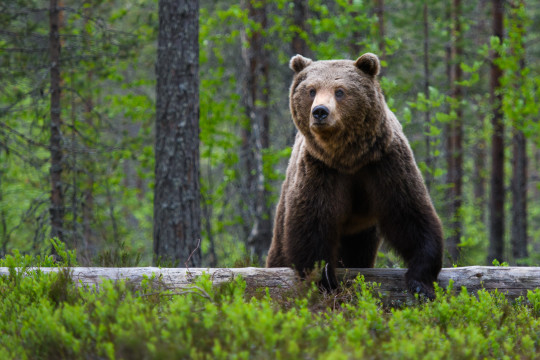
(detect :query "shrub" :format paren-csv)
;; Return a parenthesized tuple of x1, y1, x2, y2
(0, 253, 538, 359)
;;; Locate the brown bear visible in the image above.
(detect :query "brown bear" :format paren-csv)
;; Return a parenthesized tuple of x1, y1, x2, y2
(266, 53, 443, 298)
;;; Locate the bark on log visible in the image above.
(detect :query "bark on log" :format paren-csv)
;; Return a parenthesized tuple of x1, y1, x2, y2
(341, 267, 540, 303)
(1, 266, 538, 303)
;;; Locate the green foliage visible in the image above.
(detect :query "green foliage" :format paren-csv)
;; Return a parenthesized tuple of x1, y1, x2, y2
(491, 259, 509, 267)
(95, 241, 143, 267)
(492, 3, 540, 142)
(0, 0, 157, 262)
(2, 0, 540, 268)
(1, 256, 539, 359)
(528, 289, 540, 317)
(0, 238, 78, 268)
(307, 0, 378, 59)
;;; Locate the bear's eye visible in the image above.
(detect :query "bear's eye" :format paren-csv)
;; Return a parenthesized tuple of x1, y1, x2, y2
(335, 89, 345, 99)
(309, 89, 316, 98)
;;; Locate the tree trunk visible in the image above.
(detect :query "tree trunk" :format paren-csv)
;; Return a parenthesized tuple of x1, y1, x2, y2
(443, 2, 452, 230)
(80, 5, 95, 263)
(512, 130, 527, 262)
(487, 0, 505, 264)
(510, 0, 527, 264)
(0, 167, 8, 256)
(346, 0, 362, 57)
(241, 0, 272, 262)
(69, 70, 80, 253)
(81, 83, 95, 262)
(446, 0, 463, 263)
(291, 0, 310, 143)
(374, 0, 385, 59)
(154, 0, 201, 267)
(49, 0, 65, 246)
(81, 175, 94, 261)
(291, 0, 311, 58)
(422, 2, 432, 191)
(472, 0, 488, 221)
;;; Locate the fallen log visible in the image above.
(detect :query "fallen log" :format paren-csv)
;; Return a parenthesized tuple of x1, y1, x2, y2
(1, 266, 539, 302)
(342, 267, 540, 303)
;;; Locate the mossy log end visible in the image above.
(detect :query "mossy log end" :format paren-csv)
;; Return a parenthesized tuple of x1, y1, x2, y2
(1, 266, 538, 302)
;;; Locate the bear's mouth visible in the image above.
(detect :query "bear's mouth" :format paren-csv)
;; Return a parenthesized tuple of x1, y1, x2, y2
(309, 122, 336, 140)
(310, 120, 333, 132)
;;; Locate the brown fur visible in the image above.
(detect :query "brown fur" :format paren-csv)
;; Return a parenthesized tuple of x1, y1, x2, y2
(267, 53, 443, 298)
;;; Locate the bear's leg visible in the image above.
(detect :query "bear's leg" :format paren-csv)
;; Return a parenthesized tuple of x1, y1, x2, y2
(269, 153, 351, 291)
(266, 245, 286, 267)
(266, 173, 291, 268)
(266, 195, 287, 267)
(380, 215, 442, 299)
(371, 143, 443, 299)
(280, 185, 346, 290)
(283, 218, 341, 290)
(338, 227, 381, 268)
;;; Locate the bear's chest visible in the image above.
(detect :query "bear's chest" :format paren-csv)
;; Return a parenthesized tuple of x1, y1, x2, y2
(341, 178, 377, 235)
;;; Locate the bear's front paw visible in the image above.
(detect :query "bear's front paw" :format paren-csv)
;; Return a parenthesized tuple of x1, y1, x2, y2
(407, 278, 436, 300)
(319, 263, 339, 292)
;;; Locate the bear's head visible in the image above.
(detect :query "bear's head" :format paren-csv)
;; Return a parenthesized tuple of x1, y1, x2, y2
(289, 53, 393, 173)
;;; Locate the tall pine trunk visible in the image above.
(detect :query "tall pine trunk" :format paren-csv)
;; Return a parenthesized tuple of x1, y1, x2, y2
(511, 0, 528, 264)
(512, 129, 527, 262)
(241, 0, 272, 262)
(374, 0, 385, 59)
(291, 0, 310, 144)
(0, 168, 7, 256)
(487, 0, 505, 264)
(153, 0, 201, 266)
(49, 0, 65, 245)
(446, 0, 463, 263)
(292, 0, 311, 58)
(473, 0, 488, 221)
(423, 2, 433, 191)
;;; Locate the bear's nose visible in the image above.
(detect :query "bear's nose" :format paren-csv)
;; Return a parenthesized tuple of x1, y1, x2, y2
(312, 105, 329, 121)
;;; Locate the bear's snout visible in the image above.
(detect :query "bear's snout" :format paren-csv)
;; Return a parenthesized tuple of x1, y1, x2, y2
(312, 105, 330, 123)
(309, 90, 337, 131)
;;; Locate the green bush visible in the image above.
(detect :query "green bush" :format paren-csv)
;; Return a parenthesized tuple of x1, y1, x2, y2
(0, 253, 539, 359)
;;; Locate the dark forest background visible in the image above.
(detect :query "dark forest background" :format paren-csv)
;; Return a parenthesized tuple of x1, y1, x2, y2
(1, 0, 539, 268)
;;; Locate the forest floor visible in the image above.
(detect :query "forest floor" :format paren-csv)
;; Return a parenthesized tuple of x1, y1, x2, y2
(1, 248, 539, 359)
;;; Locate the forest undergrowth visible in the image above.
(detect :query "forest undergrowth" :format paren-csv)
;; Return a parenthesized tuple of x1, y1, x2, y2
(0, 242, 539, 360)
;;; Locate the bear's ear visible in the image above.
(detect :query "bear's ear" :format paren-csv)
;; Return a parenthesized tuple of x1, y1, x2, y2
(354, 53, 380, 76)
(289, 54, 312, 73)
